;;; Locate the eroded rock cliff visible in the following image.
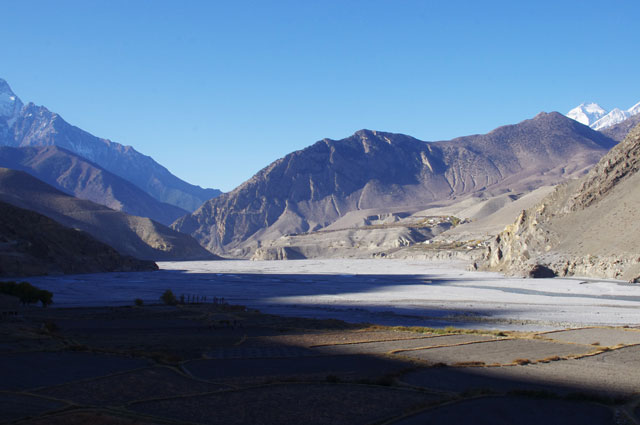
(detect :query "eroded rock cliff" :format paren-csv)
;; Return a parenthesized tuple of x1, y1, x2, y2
(483, 124, 640, 281)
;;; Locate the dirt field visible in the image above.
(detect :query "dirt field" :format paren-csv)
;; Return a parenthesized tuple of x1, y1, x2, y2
(1, 303, 639, 424)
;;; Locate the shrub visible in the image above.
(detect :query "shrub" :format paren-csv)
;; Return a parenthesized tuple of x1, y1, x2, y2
(160, 289, 178, 306)
(453, 361, 485, 367)
(134, 298, 144, 306)
(0, 281, 53, 307)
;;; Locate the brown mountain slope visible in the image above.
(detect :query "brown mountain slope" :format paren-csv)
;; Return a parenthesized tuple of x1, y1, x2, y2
(173, 112, 616, 256)
(0, 201, 157, 277)
(483, 123, 640, 281)
(0, 168, 217, 261)
(0, 145, 188, 225)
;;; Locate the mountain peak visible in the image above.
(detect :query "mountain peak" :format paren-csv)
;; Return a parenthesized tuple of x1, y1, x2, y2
(0, 78, 23, 120)
(591, 108, 631, 131)
(353, 129, 378, 138)
(566, 102, 607, 126)
(627, 101, 640, 115)
(566, 100, 640, 131)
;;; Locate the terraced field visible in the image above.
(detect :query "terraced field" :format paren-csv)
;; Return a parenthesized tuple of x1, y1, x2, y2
(2, 304, 640, 424)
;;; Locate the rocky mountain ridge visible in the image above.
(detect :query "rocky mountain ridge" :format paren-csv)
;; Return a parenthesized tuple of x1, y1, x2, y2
(0, 78, 221, 212)
(482, 123, 640, 281)
(0, 168, 217, 261)
(174, 112, 617, 256)
(0, 145, 188, 225)
(0, 200, 158, 277)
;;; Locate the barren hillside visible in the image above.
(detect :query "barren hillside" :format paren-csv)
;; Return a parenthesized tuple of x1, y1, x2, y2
(483, 124, 640, 281)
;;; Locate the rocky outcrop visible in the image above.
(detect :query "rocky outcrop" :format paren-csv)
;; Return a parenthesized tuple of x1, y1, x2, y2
(174, 112, 616, 256)
(0, 168, 217, 261)
(0, 201, 158, 277)
(0, 145, 188, 225)
(250, 247, 306, 261)
(483, 124, 640, 282)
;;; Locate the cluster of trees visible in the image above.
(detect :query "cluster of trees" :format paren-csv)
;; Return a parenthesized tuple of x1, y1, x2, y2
(0, 281, 53, 307)
(159, 289, 222, 306)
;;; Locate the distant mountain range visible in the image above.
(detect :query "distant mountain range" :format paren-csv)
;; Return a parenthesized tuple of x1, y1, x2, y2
(567, 101, 640, 130)
(173, 112, 617, 256)
(0, 168, 217, 261)
(4, 75, 639, 266)
(0, 78, 221, 212)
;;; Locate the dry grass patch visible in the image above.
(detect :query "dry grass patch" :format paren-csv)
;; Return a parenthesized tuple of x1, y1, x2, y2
(452, 361, 486, 367)
(512, 358, 531, 365)
(366, 324, 509, 338)
(538, 355, 563, 363)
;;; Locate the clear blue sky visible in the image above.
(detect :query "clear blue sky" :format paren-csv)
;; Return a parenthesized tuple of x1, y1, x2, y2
(2, 0, 639, 191)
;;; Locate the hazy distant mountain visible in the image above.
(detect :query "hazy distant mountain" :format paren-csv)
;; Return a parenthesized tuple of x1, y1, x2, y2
(566, 101, 640, 131)
(0, 145, 188, 225)
(0, 78, 221, 211)
(0, 168, 217, 261)
(0, 200, 157, 277)
(484, 123, 640, 282)
(174, 112, 616, 256)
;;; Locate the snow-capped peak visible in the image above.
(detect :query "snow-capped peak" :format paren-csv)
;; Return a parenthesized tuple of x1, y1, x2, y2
(566, 102, 607, 126)
(0, 78, 24, 121)
(566, 100, 640, 130)
(590, 108, 631, 131)
(628, 101, 640, 116)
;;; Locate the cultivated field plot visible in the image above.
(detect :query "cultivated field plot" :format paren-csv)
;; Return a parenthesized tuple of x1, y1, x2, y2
(23, 411, 163, 425)
(130, 383, 439, 425)
(311, 333, 499, 355)
(184, 354, 409, 383)
(0, 351, 151, 391)
(252, 329, 439, 347)
(2, 303, 639, 424)
(389, 396, 614, 425)
(0, 393, 67, 423)
(34, 366, 229, 407)
(394, 338, 597, 365)
(541, 327, 640, 346)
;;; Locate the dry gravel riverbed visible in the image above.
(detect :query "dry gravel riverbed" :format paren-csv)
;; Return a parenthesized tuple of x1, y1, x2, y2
(25, 259, 640, 331)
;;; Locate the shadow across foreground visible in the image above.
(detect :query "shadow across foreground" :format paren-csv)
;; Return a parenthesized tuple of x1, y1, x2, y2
(0, 302, 638, 424)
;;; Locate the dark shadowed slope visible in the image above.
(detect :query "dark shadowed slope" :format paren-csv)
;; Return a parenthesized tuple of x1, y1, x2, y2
(0, 201, 157, 277)
(0, 78, 220, 211)
(0, 168, 217, 261)
(484, 123, 640, 282)
(0, 145, 188, 225)
(173, 112, 616, 255)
